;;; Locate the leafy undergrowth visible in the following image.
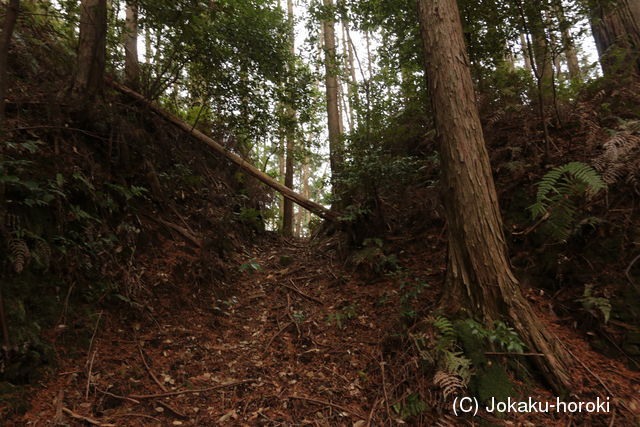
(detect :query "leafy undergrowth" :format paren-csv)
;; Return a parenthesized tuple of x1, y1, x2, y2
(4, 228, 639, 426)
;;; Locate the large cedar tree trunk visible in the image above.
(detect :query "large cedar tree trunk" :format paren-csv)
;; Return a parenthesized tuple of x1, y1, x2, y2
(0, 0, 19, 126)
(322, 0, 343, 200)
(417, 0, 572, 393)
(72, 0, 107, 102)
(124, 0, 140, 90)
(590, 0, 640, 76)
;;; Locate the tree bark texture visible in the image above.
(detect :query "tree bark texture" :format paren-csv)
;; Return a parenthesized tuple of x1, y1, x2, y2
(124, 0, 140, 90)
(322, 0, 343, 197)
(73, 0, 107, 102)
(282, 0, 296, 237)
(417, 0, 572, 393)
(590, 0, 640, 76)
(520, 33, 533, 70)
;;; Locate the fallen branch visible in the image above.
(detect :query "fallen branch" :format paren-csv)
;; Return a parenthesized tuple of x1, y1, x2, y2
(128, 379, 253, 399)
(107, 78, 337, 221)
(62, 408, 115, 426)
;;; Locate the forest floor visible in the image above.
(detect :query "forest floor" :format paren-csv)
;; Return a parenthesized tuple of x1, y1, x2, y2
(10, 232, 436, 426)
(7, 227, 640, 426)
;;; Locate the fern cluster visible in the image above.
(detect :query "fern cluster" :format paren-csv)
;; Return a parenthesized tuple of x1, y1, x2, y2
(593, 119, 640, 190)
(432, 316, 473, 384)
(529, 162, 606, 242)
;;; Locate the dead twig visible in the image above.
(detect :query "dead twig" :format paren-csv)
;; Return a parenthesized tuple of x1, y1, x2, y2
(86, 311, 103, 359)
(53, 390, 64, 425)
(512, 212, 550, 236)
(62, 407, 115, 426)
(367, 398, 380, 427)
(85, 349, 97, 400)
(96, 388, 140, 404)
(155, 399, 188, 419)
(380, 360, 392, 423)
(145, 214, 202, 248)
(138, 342, 168, 392)
(288, 394, 366, 420)
(128, 379, 253, 399)
(282, 279, 322, 304)
(263, 321, 294, 353)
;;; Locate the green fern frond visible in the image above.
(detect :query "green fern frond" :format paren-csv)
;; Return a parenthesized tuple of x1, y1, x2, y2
(528, 162, 606, 242)
(434, 316, 456, 340)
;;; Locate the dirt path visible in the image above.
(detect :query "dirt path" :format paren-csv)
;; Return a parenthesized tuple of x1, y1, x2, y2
(10, 233, 640, 426)
(14, 237, 408, 426)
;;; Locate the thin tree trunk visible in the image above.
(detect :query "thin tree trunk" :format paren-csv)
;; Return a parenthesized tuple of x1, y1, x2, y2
(518, 2, 552, 158)
(548, 25, 563, 80)
(341, 22, 355, 129)
(0, 0, 19, 127)
(343, 23, 358, 123)
(417, 0, 571, 394)
(278, 137, 285, 227)
(72, 0, 107, 103)
(145, 25, 151, 64)
(520, 33, 533, 70)
(282, 0, 296, 237)
(124, 0, 140, 90)
(590, 0, 640, 76)
(554, 1, 581, 80)
(302, 155, 310, 235)
(531, 11, 554, 105)
(322, 0, 343, 200)
(365, 30, 373, 79)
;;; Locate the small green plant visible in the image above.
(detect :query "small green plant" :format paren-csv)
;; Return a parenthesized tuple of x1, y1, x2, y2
(577, 284, 611, 323)
(463, 319, 525, 353)
(239, 259, 261, 273)
(105, 182, 148, 201)
(236, 207, 263, 229)
(432, 316, 473, 382)
(292, 310, 306, 324)
(529, 162, 606, 242)
(350, 238, 397, 273)
(392, 392, 429, 419)
(222, 296, 239, 307)
(326, 304, 358, 330)
(398, 277, 429, 320)
(337, 204, 371, 222)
